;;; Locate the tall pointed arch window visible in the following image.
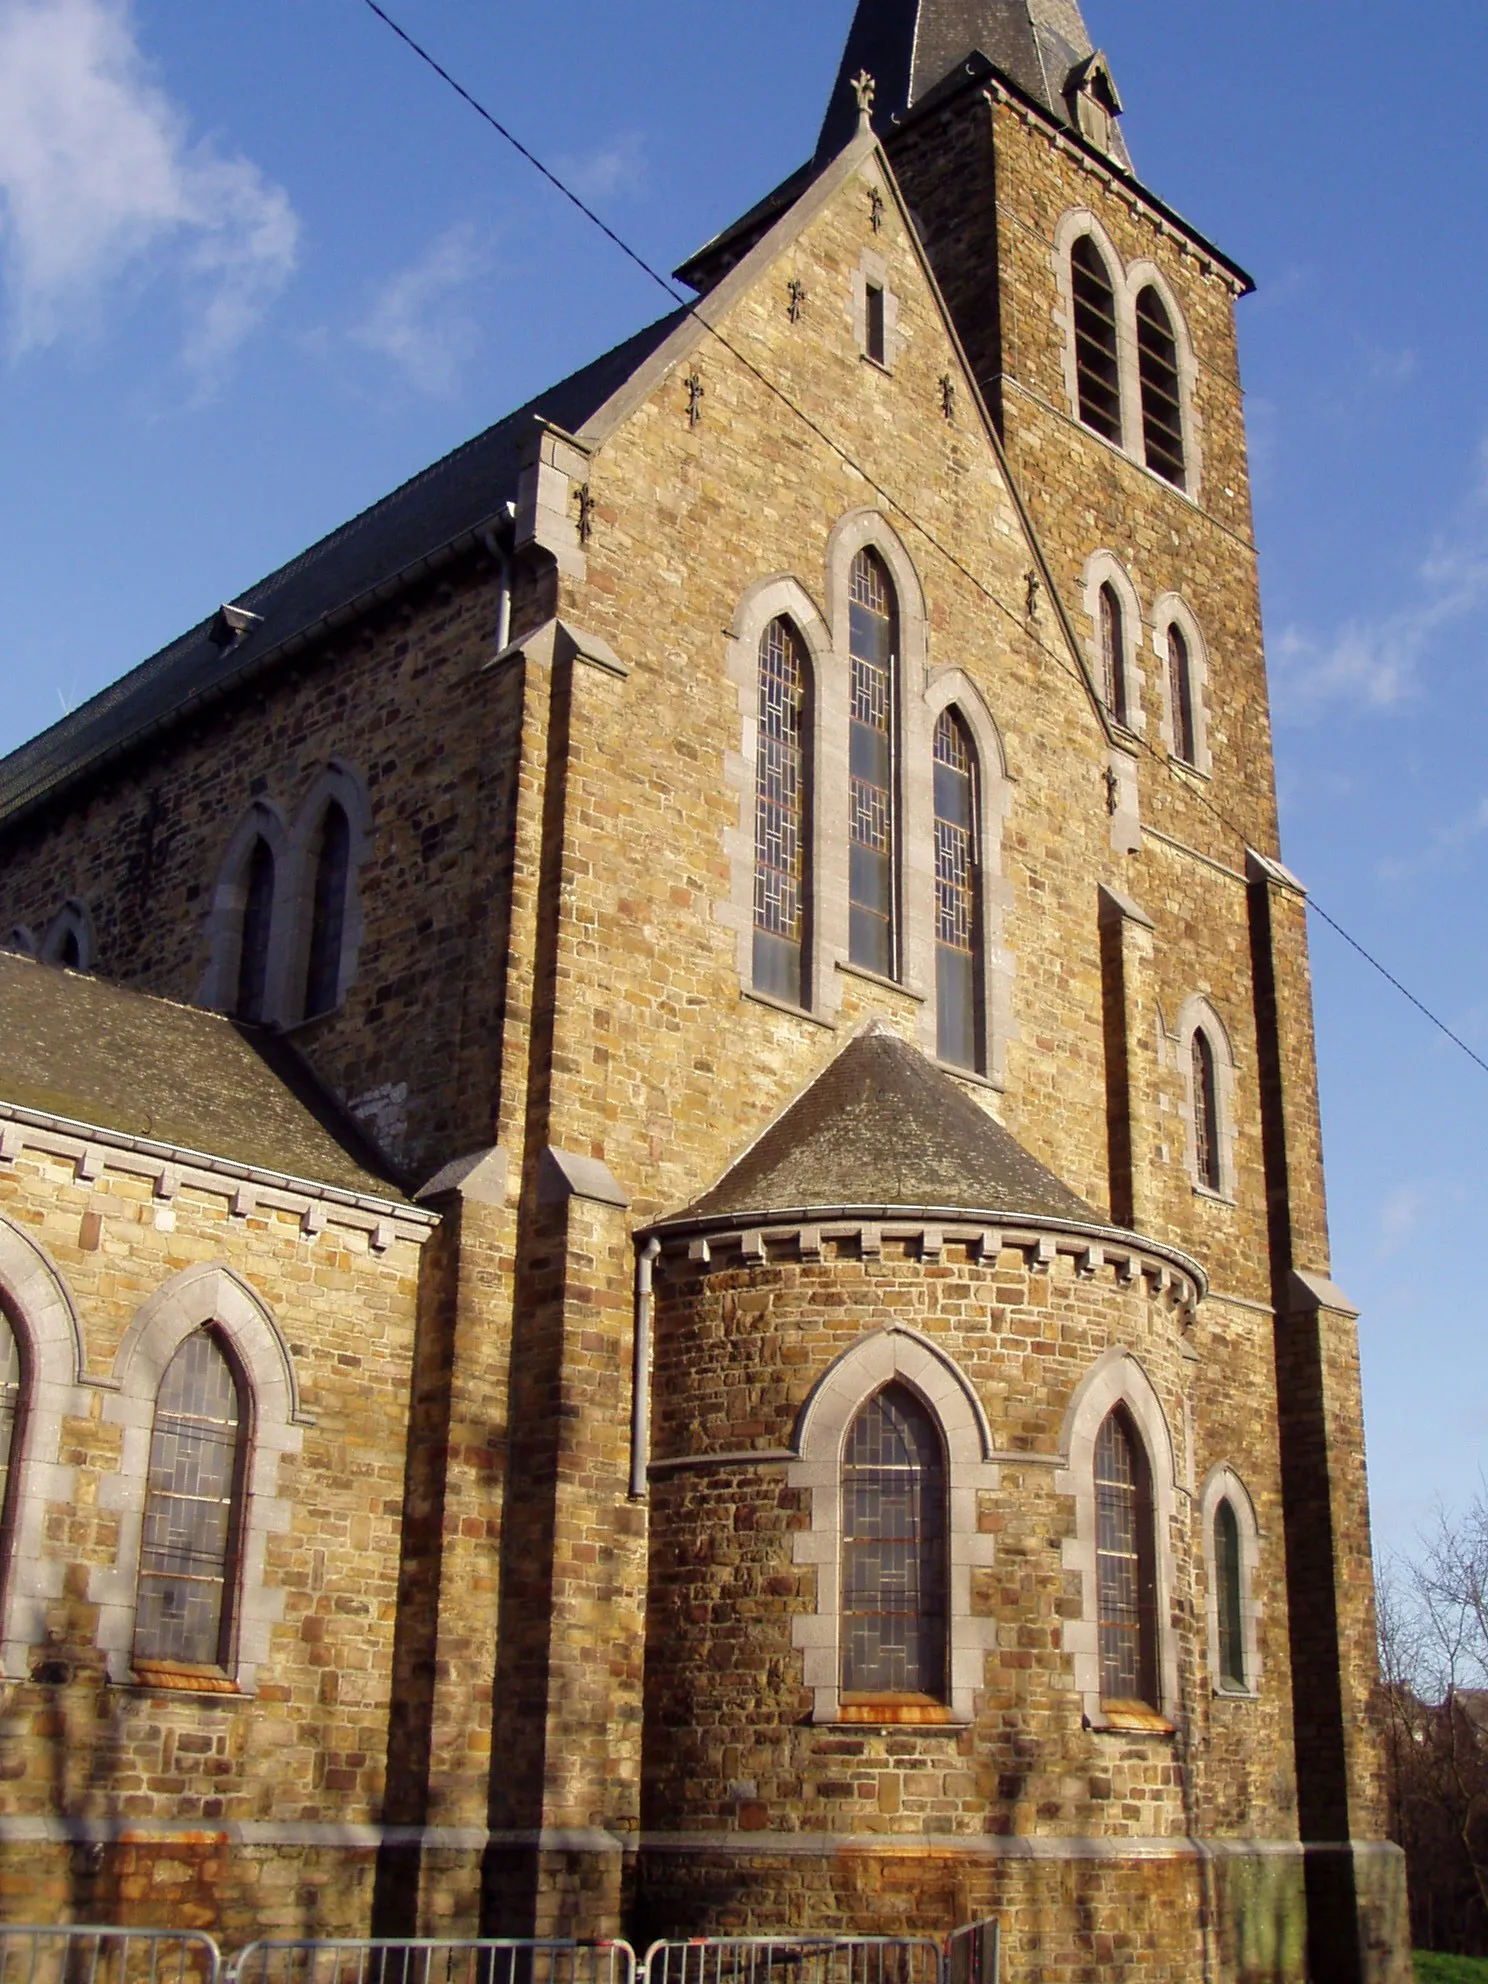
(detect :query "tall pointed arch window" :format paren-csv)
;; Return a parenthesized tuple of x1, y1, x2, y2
(1136, 286, 1185, 486)
(1071, 236, 1122, 443)
(1192, 1027, 1221, 1193)
(841, 1385, 946, 1701)
(1095, 1406, 1158, 1708)
(933, 709, 982, 1071)
(1167, 624, 1197, 766)
(1214, 1497, 1246, 1691)
(304, 802, 351, 1019)
(1098, 583, 1127, 725)
(754, 617, 809, 1005)
(0, 1308, 23, 1546)
(134, 1330, 246, 1671)
(848, 549, 899, 978)
(236, 838, 275, 1023)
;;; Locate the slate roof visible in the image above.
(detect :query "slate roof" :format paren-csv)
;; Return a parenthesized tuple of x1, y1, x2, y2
(0, 950, 405, 1201)
(671, 1025, 1103, 1228)
(0, 311, 686, 830)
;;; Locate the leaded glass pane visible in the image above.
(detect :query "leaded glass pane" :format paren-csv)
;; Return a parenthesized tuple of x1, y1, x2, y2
(842, 1385, 946, 1698)
(1137, 286, 1185, 486)
(0, 1310, 21, 1529)
(135, 1331, 242, 1667)
(1099, 584, 1126, 723)
(1095, 1408, 1157, 1706)
(754, 618, 807, 1003)
(848, 551, 897, 977)
(237, 838, 275, 1023)
(1168, 625, 1196, 765)
(1072, 236, 1121, 443)
(933, 710, 981, 1070)
(1193, 1029, 1220, 1191)
(304, 803, 351, 1019)
(1215, 1498, 1246, 1689)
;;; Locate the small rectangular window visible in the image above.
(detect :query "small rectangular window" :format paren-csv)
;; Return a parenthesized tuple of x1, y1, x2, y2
(865, 284, 887, 366)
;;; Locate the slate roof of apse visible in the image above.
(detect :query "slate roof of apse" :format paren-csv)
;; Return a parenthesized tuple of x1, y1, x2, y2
(675, 1026, 1102, 1228)
(0, 311, 686, 829)
(0, 950, 405, 1201)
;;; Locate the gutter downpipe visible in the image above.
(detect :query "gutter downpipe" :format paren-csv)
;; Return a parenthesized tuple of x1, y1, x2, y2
(630, 1237, 661, 1500)
(482, 529, 513, 655)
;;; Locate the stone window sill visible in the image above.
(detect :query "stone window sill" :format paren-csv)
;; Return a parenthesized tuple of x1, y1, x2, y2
(1191, 1183, 1236, 1209)
(835, 960, 925, 1003)
(743, 987, 836, 1031)
(936, 1058, 1004, 1095)
(127, 1660, 243, 1696)
(1212, 1685, 1260, 1702)
(832, 1695, 964, 1728)
(1087, 1700, 1175, 1736)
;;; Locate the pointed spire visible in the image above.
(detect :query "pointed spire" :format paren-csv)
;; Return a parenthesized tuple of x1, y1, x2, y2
(816, 0, 1129, 169)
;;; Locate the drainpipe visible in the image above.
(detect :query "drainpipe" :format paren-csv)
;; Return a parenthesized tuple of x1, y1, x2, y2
(630, 1237, 661, 1500)
(481, 527, 513, 655)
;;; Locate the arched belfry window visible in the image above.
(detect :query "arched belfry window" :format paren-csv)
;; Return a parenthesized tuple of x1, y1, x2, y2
(1214, 1497, 1245, 1691)
(1167, 624, 1196, 766)
(1095, 1406, 1158, 1708)
(933, 709, 982, 1072)
(1136, 285, 1185, 486)
(754, 616, 809, 1004)
(841, 1384, 947, 1701)
(1099, 583, 1127, 725)
(1192, 1027, 1221, 1193)
(237, 838, 275, 1023)
(134, 1329, 246, 1671)
(0, 1307, 22, 1543)
(303, 801, 351, 1019)
(1071, 236, 1121, 444)
(848, 549, 899, 979)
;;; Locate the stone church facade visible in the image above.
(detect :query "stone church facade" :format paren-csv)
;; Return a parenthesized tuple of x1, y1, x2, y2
(0, 3, 1406, 1978)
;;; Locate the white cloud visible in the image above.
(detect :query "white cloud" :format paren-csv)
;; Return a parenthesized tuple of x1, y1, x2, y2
(0, 0, 297, 373)
(553, 133, 647, 204)
(1379, 795, 1488, 883)
(351, 225, 487, 396)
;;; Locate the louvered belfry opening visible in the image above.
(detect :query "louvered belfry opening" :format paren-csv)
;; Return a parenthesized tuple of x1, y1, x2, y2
(847, 549, 899, 978)
(933, 707, 981, 1071)
(1071, 235, 1122, 442)
(1095, 1406, 1159, 1707)
(1136, 285, 1185, 484)
(753, 615, 809, 1004)
(304, 801, 351, 1019)
(236, 837, 275, 1022)
(841, 1384, 947, 1700)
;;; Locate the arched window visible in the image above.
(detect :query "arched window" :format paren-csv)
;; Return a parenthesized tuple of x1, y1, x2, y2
(236, 838, 275, 1023)
(1214, 1497, 1246, 1691)
(134, 1329, 245, 1670)
(841, 1384, 946, 1701)
(1098, 583, 1127, 724)
(303, 802, 351, 1019)
(848, 549, 898, 978)
(0, 1308, 22, 1545)
(1192, 1027, 1221, 1193)
(753, 617, 809, 1004)
(1167, 624, 1196, 766)
(1095, 1406, 1158, 1708)
(1071, 236, 1121, 443)
(1136, 286, 1185, 486)
(933, 709, 982, 1072)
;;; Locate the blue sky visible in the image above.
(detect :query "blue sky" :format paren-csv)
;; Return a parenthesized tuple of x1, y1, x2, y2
(0, 1, 1484, 1564)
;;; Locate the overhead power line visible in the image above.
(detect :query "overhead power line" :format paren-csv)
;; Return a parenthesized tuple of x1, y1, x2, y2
(354, 0, 1488, 1086)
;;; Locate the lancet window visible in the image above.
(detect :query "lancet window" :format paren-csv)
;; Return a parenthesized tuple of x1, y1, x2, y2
(236, 839, 275, 1023)
(841, 1384, 947, 1701)
(847, 550, 898, 978)
(1071, 236, 1122, 443)
(1136, 285, 1185, 486)
(1214, 1496, 1246, 1691)
(1095, 1406, 1159, 1708)
(753, 616, 809, 1005)
(933, 708, 981, 1071)
(0, 1310, 21, 1545)
(1168, 624, 1197, 766)
(303, 801, 351, 1019)
(1192, 1028, 1221, 1193)
(1099, 583, 1127, 724)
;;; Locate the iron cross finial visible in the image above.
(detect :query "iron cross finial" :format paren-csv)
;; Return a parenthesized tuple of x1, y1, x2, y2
(852, 70, 876, 119)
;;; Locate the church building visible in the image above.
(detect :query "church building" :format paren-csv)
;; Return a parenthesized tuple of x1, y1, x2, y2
(0, 3, 1407, 1979)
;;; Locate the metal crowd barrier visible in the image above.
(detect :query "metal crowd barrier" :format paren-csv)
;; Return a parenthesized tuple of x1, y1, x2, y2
(942, 1923, 999, 1984)
(640, 1938, 944, 1984)
(0, 1929, 222, 1984)
(226, 1943, 636, 1984)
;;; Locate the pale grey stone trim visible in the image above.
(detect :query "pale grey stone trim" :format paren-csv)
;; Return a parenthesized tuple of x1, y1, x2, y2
(851, 240, 902, 371)
(4, 926, 37, 957)
(1143, 827, 1247, 886)
(1125, 257, 1203, 501)
(278, 760, 374, 1027)
(0, 1215, 91, 1678)
(1245, 847, 1308, 896)
(41, 898, 95, 971)
(417, 1145, 509, 1207)
(639, 1830, 1314, 1860)
(1288, 1268, 1359, 1320)
(515, 422, 591, 580)
(788, 1325, 999, 1724)
(1151, 593, 1212, 776)
(720, 575, 832, 1008)
(1171, 992, 1239, 1203)
(87, 1264, 305, 1691)
(1199, 1463, 1263, 1699)
(1056, 1347, 1182, 1728)
(1098, 884, 1154, 933)
(538, 1147, 629, 1209)
(200, 797, 292, 1019)
(1078, 551, 1147, 739)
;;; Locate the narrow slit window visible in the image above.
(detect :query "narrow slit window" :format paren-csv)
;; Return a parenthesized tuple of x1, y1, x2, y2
(57, 930, 81, 970)
(1095, 1407, 1159, 1708)
(1192, 1028, 1221, 1192)
(1214, 1497, 1246, 1690)
(0, 1308, 23, 1545)
(933, 708, 982, 1072)
(753, 617, 809, 1005)
(1099, 583, 1127, 724)
(236, 837, 275, 1023)
(1168, 625, 1197, 766)
(1136, 286, 1186, 486)
(848, 550, 898, 978)
(134, 1330, 245, 1670)
(1071, 236, 1121, 443)
(303, 802, 351, 1019)
(841, 1385, 947, 1700)
(865, 284, 887, 366)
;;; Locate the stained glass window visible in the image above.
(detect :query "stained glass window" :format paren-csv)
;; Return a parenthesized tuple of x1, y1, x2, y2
(1137, 286, 1185, 486)
(1215, 1497, 1246, 1690)
(1095, 1407, 1158, 1707)
(753, 618, 808, 1004)
(0, 1309, 22, 1537)
(848, 550, 897, 978)
(841, 1385, 946, 1699)
(1168, 625, 1196, 766)
(304, 802, 351, 1019)
(933, 709, 981, 1071)
(1099, 583, 1126, 724)
(1072, 236, 1121, 443)
(237, 838, 275, 1022)
(1193, 1028, 1221, 1192)
(134, 1331, 243, 1668)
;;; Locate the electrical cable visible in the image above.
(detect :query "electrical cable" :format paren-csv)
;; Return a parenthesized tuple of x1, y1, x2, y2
(354, 0, 1488, 1085)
